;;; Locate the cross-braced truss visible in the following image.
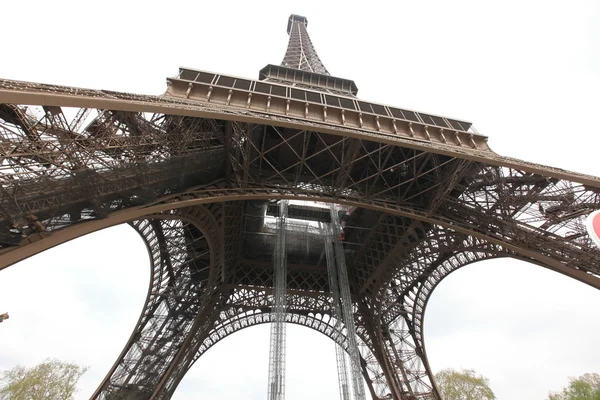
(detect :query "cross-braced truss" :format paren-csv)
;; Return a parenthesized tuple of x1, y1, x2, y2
(280, 15, 329, 75)
(267, 200, 288, 400)
(1, 13, 600, 400)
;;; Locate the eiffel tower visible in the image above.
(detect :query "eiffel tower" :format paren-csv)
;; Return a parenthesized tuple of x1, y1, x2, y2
(1, 14, 599, 400)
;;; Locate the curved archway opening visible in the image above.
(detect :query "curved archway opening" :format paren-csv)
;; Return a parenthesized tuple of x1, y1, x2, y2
(0, 224, 150, 399)
(424, 257, 600, 399)
(6, 221, 599, 399)
(173, 323, 342, 400)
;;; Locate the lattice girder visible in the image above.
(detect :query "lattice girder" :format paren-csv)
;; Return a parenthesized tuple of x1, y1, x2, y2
(281, 15, 329, 75)
(182, 285, 388, 399)
(2, 102, 599, 293)
(92, 205, 225, 400)
(2, 81, 600, 400)
(99, 216, 389, 400)
(366, 233, 511, 399)
(127, 219, 540, 400)
(0, 104, 226, 248)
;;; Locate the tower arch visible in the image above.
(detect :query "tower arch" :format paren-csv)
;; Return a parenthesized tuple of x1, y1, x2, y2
(91, 204, 224, 400)
(0, 13, 599, 400)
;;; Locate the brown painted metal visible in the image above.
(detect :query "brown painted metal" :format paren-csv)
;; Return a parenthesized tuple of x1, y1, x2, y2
(1, 14, 599, 400)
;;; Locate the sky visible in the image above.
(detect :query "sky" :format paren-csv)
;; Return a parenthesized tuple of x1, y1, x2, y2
(0, 1, 599, 399)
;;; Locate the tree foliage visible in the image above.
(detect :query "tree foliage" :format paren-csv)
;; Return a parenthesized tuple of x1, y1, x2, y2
(434, 368, 496, 400)
(548, 373, 600, 400)
(0, 359, 88, 400)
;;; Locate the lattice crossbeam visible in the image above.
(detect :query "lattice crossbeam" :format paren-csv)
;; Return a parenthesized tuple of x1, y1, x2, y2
(2, 14, 600, 400)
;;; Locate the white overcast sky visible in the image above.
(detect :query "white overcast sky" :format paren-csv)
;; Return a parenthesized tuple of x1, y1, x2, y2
(0, 1, 599, 399)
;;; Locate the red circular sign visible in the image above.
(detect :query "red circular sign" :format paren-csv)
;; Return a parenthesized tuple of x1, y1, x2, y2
(586, 210, 600, 248)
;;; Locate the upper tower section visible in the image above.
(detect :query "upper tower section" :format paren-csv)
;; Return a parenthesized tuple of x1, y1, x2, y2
(282, 14, 329, 75)
(259, 14, 358, 97)
(166, 15, 479, 148)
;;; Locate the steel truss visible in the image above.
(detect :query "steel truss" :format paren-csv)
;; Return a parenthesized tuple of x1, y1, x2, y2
(1, 102, 599, 400)
(267, 200, 288, 400)
(323, 215, 357, 400)
(1, 13, 600, 400)
(281, 15, 329, 75)
(330, 204, 367, 400)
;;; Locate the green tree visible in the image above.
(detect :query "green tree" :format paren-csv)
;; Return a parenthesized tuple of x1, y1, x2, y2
(548, 373, 600, 400)
(0, 359, 88, 400)
(434, 368, 496, 400)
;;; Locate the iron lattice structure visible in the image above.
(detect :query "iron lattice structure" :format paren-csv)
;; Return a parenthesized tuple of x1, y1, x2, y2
(1, 14, 600, 400)
(267, 200, 288, 400)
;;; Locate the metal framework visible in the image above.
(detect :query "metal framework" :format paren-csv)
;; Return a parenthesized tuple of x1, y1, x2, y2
(267, 200, 288, 400)
(330, 204, 367, 400)
(281, 15, 329, 74)
(1, 13, 600, 400)
(324, 207, 362, 400)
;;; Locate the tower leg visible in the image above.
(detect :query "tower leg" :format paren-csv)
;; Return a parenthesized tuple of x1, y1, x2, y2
(361, 312, 438, 400)
(91, 205, 225, 400)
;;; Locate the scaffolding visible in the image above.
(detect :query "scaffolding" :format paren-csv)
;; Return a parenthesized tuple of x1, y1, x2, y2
(267, 200, 288, 400)
(323, 222, 352, 400)
(326, 205, 366, 400)
(265, 201, 364, 400)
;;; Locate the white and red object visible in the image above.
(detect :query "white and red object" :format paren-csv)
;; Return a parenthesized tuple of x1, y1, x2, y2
(586, 210, 600, 248)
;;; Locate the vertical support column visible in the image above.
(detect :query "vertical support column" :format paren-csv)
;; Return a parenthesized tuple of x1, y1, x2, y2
(330, 205, 366, 400)
(323, 222, 352, 400)
(365, 311, 438, 400)
(267, 200, 288, 400)
(382, 315, 438, 399)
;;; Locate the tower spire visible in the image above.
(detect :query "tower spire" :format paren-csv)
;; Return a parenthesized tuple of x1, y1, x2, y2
(281, 15, 329, 75)
(259, 15, 357, 96)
